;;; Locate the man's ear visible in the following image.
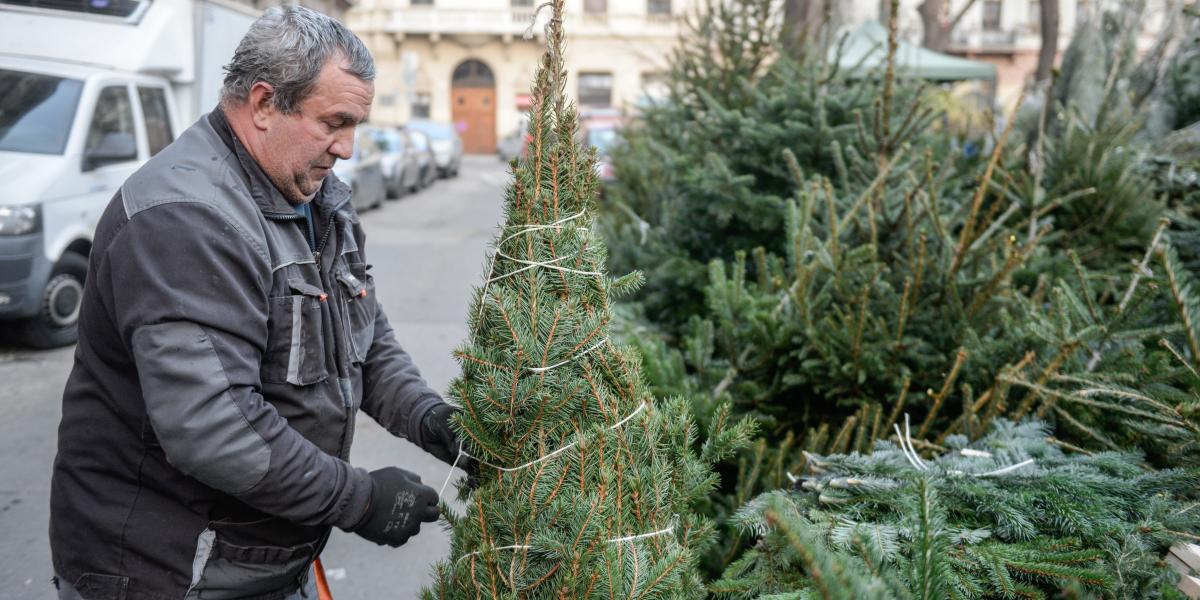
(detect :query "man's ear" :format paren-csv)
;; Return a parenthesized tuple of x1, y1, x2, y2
(248, 82, 276, 131)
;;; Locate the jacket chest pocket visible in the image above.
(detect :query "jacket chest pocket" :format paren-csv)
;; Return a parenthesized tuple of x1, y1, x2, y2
(262, 279, 329, 386)
(337, 262, 377, 364)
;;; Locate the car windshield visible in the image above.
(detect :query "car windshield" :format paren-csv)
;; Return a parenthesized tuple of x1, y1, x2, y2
(0, 69, 84, 155)
(586, 127, 618, 154)
(407, 121, 453, 141)
(371, 129, 400, 151)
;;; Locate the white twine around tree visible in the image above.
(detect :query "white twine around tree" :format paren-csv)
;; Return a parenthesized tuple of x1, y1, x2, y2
(450, 514, 680, 572)
(436, 401, 673, 577)
(528, 338, 608, 374)
(438, 400, 650, 498)
(474, 209, 599, 329)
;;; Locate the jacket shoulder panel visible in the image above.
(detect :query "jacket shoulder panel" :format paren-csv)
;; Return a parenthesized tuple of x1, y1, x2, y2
(119, 118, 270, 266)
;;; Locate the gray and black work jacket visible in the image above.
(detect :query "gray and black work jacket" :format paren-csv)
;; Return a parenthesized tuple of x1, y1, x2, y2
(49, 109, 442, 600)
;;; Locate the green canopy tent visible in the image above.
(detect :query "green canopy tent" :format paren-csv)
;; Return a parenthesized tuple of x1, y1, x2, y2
(834, 20, 997, 81)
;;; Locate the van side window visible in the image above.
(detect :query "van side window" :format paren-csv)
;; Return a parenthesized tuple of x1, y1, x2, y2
(84, 86, 137, 169)
(138, 87, 173, 156)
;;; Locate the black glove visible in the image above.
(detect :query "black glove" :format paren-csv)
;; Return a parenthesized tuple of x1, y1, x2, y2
(421, 403, 480, 489)
(352, 467, 439, 547)
(420, 403, 462, 465)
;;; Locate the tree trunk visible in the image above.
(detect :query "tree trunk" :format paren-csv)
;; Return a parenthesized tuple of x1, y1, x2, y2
(1035, 0, 1059, 82)
(918, 0, 951, 51)
(919, 0, 981, 51)
(783, 0, 826, 48)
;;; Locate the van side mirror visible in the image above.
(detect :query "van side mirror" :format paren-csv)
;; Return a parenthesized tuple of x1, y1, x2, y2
(83, 132, 137, 171)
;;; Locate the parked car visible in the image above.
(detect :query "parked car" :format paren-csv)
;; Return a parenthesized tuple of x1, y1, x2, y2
(366, 126, 419, 199)
(334, 129, 386, 212)
(405, 119, 463, 177)
(403, 128, 439, 189)
(497, 129, 530, 163)
(581, 122, 623, 183)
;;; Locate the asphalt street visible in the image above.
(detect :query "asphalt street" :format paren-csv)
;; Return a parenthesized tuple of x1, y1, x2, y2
(0, 154, 511, 599)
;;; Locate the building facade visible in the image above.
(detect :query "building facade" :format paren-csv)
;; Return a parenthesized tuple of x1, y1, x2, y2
(345, 0, 685, 152)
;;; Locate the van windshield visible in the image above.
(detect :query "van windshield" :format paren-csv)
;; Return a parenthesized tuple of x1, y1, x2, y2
(0, 70, 84, 155)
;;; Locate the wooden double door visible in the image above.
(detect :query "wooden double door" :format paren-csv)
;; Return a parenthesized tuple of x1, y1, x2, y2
(450, 86, 496, 154)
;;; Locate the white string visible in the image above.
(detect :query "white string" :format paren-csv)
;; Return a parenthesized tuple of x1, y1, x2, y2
(474, 210, 597, 326)
(493, 250, 603, 279)
(528, 338, 608, 373)
(977, 458, 1035, 477)
(438, 401, 650, 498)
(452, 515, 679, 566)
(891, 413, 1036, 479)
(521, 1, 554, 39)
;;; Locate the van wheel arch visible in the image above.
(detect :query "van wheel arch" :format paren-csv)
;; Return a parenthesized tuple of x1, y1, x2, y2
(21, 251, 89, 349)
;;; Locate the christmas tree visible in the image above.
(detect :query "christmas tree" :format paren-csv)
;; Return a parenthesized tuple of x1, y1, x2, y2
(713, 419, 1200, 599)
(421, 1, 750, 597)
(599, 0, 1200, 577)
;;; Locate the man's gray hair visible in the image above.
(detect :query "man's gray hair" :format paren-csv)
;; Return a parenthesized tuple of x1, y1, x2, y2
(221, 5, 375, 113)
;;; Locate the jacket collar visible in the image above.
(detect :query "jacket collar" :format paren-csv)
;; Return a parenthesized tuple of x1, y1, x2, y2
(206, 107, 351, 217)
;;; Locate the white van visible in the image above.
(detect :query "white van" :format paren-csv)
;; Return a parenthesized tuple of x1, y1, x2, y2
(0, 0, 254, 347)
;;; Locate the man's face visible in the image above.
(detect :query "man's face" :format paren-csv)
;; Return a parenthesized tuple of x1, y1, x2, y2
(259, 59, 374, 204)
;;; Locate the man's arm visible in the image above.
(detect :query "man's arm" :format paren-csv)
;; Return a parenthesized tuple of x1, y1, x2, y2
(108, 200, 370, 529)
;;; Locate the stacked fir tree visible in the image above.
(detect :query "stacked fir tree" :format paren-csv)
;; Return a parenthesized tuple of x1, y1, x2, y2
(713, 420, 1200, 599)
(421, 2, 749, 597)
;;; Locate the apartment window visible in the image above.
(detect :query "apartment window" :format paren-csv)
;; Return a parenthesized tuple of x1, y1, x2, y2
(411, 92, 431, 119)
(584, 0, 605, 15)
(578, 72, 613, 108)
(640, 72, 668, 105)
(411, 0, 433, 6)
(511, 0, 533, 6)
(982, 0, 1002, 31)
(647, 0, 670, 16)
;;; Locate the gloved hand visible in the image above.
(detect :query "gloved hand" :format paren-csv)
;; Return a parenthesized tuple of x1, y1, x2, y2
(420, 403, 480, 489)
(420, 403, 462, 465)
(351, 467, 439, 547)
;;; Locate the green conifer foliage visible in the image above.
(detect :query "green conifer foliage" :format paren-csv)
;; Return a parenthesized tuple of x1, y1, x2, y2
(600, 0, 959, 335)
(421, 3, 750, 597)
(713, 421, 1199, 599)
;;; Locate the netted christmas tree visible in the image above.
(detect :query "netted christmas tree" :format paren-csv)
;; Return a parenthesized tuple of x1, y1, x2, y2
(420, 2, 750, 597)
(712, 420, 1200, 599)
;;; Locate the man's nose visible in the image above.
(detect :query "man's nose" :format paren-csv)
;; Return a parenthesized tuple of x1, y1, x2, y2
(329, 129, 355, 160)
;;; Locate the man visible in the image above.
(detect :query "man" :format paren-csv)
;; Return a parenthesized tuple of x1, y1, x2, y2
(49, 7, 467, 599)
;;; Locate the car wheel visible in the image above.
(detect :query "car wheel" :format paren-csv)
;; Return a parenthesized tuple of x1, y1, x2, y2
(21, 252, 88, 349)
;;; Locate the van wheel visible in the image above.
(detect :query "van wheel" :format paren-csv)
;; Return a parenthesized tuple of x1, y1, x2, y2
(22, 253, 88, 349)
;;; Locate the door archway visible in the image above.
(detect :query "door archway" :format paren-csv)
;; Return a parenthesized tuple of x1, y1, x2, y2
(450, 59, 497, 154)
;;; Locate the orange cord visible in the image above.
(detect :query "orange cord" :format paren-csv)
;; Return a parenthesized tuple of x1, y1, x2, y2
(313, 557, 333, 600)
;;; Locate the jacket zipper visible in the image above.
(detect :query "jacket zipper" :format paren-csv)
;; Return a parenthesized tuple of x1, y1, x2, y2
(269, 207, 356, 546)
